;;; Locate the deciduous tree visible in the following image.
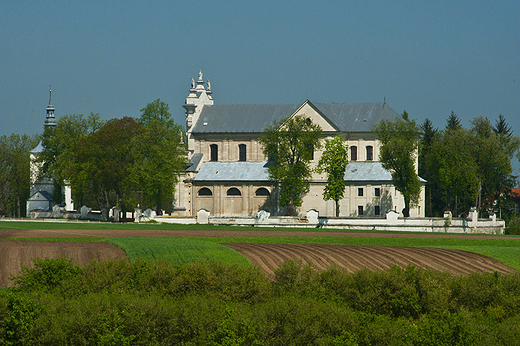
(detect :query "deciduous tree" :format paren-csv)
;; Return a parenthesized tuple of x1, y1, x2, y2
(0, 134, 40, 217)
(372, 111, 421, 217)
(315, 135, 348, 217)
(260, 115, 322, 216)
(132, 100, 187, 214)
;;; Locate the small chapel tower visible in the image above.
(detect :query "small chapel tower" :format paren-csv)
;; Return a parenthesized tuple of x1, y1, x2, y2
(44, 86, 57, 127)
(26, 87, 74, 217)
(183, 70, 214, 157)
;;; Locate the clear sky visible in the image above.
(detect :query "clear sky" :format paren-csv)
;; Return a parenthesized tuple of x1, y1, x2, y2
(1, 1, 519, 173)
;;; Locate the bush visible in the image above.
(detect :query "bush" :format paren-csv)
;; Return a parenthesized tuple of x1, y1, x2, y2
(505, 216, 520, 235)
(11, 257, 82, 290)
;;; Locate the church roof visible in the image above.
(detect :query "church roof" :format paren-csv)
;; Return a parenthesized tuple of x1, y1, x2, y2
(344, 162, 393, 182)
(193, 161, 271, 182)
(31, 141, 44, 154)
(192, 101, 399, 134)
(344, 161, 427, 183)
(192, 160, 425, 183)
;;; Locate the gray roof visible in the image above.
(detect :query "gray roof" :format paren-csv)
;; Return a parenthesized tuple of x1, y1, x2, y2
(344, 161, 427, 183)
(344, 162, 393, 182)
(186, 153, 203, 172)
(31, 141, 44, 154)
(193, 161, 271, 182)
(192, 101, 400, 134)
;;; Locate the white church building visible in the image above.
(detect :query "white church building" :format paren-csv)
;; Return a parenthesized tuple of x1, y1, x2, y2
(173, 71, 425, 218)
(26, 88, 74, 216)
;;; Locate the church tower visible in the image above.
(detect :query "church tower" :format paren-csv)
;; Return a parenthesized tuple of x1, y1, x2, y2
(183, 70, 214, 158)
(44, 86, 57, 127)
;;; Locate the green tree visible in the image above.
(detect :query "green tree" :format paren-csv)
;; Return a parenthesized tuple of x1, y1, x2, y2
(74, 117, 145, 211)
(0, 134, 39, 217)
(419, 119, 439, 216)
(40, 113, 105, 206)
(429, 126, 479, 216)
(132, 99, 187, 214)
(372, 111, 421, 217)
(315, 135, 348, 216)
(138, 98, 172, 127)
(471, 116, 515, 215)
(260, 115, 322, 216)
(446, 111, 462, 131)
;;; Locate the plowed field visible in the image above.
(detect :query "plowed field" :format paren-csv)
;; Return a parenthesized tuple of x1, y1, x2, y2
(0, 241, 127, 287)
(222, 243, 517, 279)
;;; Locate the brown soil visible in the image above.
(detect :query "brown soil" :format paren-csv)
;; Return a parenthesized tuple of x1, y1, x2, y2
(0, 241, 127, 287)
(0, 228, 517, 287)
(222, 243, 517, 279)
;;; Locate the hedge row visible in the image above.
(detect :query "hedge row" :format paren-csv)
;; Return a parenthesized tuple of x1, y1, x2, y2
(1, 257, 520, 345)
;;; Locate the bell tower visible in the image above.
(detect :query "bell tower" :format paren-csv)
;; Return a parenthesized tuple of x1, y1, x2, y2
(183, 70, 213, 157)
(44, 85, 57, 127)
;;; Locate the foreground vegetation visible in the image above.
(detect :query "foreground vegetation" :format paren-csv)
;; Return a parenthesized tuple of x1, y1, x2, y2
(1, 258, 520, 345)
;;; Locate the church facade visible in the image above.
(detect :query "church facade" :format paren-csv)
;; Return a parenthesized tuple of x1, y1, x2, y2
(173, 71, 425, 218)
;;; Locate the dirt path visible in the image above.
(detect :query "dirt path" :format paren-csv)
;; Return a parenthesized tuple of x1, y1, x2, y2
(1, 228, 518, 239)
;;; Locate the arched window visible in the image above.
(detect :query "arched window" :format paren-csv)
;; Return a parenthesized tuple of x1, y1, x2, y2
(255, 188, 270, 196)
(239, 144, 246, 161)
(366, 146, 373, 161)
(198, 187, 212, 196)
(210, 144, 218, 162)
(226, 187, 241, 196)
(350, 146, 357, 161)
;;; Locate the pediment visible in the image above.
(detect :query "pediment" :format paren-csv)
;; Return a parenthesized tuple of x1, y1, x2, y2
(285, 100, 338, 132)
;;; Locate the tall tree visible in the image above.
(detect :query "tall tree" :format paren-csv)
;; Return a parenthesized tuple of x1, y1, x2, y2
(260, 115, 322, 216)
(372, 111, 421, 217)
(429, 127, 479, 216)
(138, 98, 172, 127)
(419, 118, 439, 216)
(471, 116, 514, 214)
(315, 135, 348, 217)
(40, 113, 105, 206)
(0, 134, 40, 217)
(446, 111, 462, 130)
(132, 100, 187, 214)
(74, 117, 145, 211)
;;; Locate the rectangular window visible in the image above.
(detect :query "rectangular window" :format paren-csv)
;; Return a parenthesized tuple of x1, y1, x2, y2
(210, 144, 218, 162)
(366, 146, 373, 161)
(350, 146, 357, 161)
(358, 206, 364, 216)
(358, 188, 363, 197)
(375, 206, 380, 216)
(239, 144, 246, 161)
(375, 188, 380, 197)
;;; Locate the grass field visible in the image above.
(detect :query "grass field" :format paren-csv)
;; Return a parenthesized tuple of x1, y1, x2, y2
(1, 221, 520, 271)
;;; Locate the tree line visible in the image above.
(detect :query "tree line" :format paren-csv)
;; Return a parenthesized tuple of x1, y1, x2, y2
(419, 113, 519, 219)
(0, 99, 186, 217)
(1, 104, 518, 222)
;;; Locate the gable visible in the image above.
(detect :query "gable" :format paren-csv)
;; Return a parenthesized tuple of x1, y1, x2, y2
(287, 101, 338, 132)
(191, 101, 400, 134)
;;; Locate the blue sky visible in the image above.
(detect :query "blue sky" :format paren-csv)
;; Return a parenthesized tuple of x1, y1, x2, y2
(1, 1, 519, 172)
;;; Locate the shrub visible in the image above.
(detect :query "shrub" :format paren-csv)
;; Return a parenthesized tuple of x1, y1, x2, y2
(11, 257, 82, 290)
(505, 216, 520, 235)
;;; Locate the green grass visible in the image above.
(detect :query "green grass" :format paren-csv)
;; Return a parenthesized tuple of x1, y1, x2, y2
(105, 237, 253, 267)
(4, 235, 520, 271)
(2, 220, 520, 271)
